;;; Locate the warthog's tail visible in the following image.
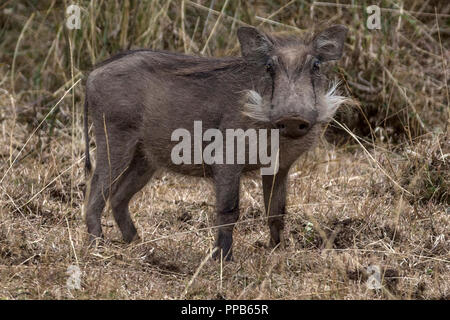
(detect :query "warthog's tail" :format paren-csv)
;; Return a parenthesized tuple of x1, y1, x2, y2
(84, 94, 92, 178)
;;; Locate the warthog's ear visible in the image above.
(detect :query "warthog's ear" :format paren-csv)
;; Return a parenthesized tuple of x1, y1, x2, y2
(237, 27, 272, 62)
(312, 25, 348, 61)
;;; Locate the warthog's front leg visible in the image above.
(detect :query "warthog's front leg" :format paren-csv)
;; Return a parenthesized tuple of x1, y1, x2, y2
(212, 165, 242, 261)
(262, 168, 288, 248)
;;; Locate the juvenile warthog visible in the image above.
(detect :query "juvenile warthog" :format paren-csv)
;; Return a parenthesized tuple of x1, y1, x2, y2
(84, 25, 348, 260)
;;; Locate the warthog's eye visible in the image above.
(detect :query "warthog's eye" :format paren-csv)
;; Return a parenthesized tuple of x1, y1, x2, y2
(265, 59, 275, 75)
(312, 59, 321, 73)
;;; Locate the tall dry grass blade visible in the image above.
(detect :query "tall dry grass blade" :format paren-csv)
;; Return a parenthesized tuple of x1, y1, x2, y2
(265, 148, 280, 218)
(201, 0, 231, 55)
(187, 0, 249, 28)
(255, 16, 303, 32)
(120, 0, 130, 49)
(332, 119, 412, 195)
(65, 215, 79, 266)
(11, 13, 35, 95)
(378, 61, 427, 132)
(183, 247, 218, 298)
(14, 149, 94, 213)
(435, 7, 450, 127)
(201, 0, 216, 38)
(69, 36, 75, 209)
(0, 79, 81, 184)
(313, 2, 450, 17)
(1, 89, 17, 168)
(181, 0, 187, 53)
(257, 0, 296, 27)
(103, 113, 112, 198)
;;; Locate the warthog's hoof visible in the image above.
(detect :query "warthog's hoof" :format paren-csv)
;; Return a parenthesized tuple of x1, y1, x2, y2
(88, 234, 104, 248)
(124, 233, 140, 244)
(269, 233, 285, 250)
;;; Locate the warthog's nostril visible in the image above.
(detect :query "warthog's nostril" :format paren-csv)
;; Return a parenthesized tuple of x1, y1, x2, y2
(275, 117, 312, 139)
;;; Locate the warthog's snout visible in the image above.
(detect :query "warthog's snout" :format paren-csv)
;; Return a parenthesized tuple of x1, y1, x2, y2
(274, 116, 313, 139)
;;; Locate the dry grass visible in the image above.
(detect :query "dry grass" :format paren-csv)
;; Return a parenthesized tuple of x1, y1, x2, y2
(0, 0, 449, 299)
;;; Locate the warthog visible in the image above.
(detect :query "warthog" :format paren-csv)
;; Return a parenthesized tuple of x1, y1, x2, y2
(84, 25, 348, 260)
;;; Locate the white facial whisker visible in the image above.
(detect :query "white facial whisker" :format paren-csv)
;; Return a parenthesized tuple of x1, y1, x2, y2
(241, 90, 270, 122)
(318, 81, 348, 122)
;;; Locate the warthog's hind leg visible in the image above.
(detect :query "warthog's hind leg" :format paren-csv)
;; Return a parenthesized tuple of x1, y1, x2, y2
(85, 169, 108, 244)
(110, 146, 154, 243)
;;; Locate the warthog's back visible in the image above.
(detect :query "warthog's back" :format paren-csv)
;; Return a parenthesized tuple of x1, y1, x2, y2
(87, 49, 249, 124)
(85, 49, 256, 176)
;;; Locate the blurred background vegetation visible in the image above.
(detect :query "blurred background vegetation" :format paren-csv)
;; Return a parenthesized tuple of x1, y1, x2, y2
(0, 0, 448, 200)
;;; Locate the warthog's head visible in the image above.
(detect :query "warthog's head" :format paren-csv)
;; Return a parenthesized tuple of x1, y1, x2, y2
(239, 25, 348, 139)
